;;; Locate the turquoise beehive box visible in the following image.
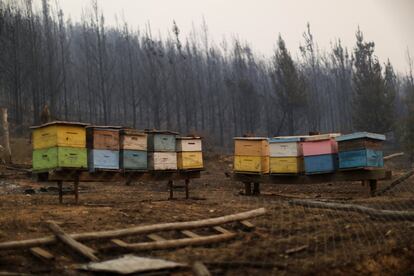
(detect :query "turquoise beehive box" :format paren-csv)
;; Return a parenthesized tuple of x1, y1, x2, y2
(120, 150, 147, 170)
(339, 149, 383, 169)
(146, 130, 178, 152)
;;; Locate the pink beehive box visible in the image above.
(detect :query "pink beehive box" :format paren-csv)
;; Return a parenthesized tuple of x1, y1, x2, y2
(301, 134, 340, 156)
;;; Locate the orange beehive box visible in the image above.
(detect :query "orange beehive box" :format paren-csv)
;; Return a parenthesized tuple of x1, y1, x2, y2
(234, 137, 269, 156)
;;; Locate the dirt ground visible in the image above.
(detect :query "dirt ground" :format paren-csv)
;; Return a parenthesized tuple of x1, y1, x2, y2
(0, 142, 414, 275)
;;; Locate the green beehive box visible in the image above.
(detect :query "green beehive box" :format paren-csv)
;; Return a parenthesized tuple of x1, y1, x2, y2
(32, 147, 87, 172)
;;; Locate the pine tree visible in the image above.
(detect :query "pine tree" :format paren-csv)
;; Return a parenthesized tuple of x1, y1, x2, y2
(272, 35, 307, 135)
(352, 29, 395, 133)
(402, 53, 414, 162)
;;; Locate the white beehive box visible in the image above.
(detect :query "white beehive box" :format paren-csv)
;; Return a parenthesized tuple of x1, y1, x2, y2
(148, 152, 177, 170)
(176, 137, 202, 152)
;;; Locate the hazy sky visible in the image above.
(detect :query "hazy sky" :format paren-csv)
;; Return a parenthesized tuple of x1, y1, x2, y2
(44, 0, 413, 74)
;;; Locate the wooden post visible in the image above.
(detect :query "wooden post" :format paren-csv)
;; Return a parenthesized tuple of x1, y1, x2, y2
(47, 221, 99, 261)
(253, 183, 260, 195)
(185, 179, 190, 199)
(0, 108, 11, 164)
(74, 174, 79, 204)
(168, 180, 174, 199)
(244, 182, 252, 196)
(58, 181, 63, 204)
(369, 179, 377, 197)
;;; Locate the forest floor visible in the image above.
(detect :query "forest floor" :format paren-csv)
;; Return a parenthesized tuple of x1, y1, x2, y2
(0, 139, 413, 275)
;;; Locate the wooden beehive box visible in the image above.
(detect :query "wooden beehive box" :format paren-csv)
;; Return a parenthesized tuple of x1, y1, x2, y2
(301, 134, 340, 156)
(31, 121, 88, 150)
(234, 137, 269, 156)
(120, 150, 147, 170)
(177, 152, 203, 170)
(234, 156, 269, 174)
(148, 152, 177, 170)
(269, 136, 304, 157)
(86, 126, 121, 150)
(336, 132, 385, 169)
(146, 130, 178, 152)
(176, 137, 202, 152)
(88, 149, 119, 171)
(270, 157, 304, 174)
(120, 129, 147, 151)
(304, 154, 338, 174)
(32, 147, 87, 172)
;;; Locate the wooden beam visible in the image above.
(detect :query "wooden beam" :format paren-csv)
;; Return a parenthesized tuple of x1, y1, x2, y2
(239, 220, 255, 230)
(233, 169, 391, 185)
(288, 199, 414, 220)
(147, 234, 166, 242)
(181, 230, 201, 238)
(46, 170, 202, 182)
(29, 247, 54, 261)
(192, 262, 211, 276)
(0, 208, 266, 250)
(111, 233, 236, 251)
(46, 221, 99, 261)
(213, 226, 232, 235)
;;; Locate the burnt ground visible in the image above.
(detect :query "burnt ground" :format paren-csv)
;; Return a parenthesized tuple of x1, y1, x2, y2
(0, 143, 414, 275)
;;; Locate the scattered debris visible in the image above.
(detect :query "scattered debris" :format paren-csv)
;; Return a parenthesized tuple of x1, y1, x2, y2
(285, 244, 308, 255)
(79, 255, 185, 274)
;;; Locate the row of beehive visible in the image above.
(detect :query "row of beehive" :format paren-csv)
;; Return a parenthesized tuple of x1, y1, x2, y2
(31, 122, 203, 172)
(233, 132, 385, 175)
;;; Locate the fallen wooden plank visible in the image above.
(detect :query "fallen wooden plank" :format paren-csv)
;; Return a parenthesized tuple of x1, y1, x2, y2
(213, 226, 232, 235)
(29, 247, 54, 261)
(46, 221, 99, 261)
(288, 199, 414, 220)
(111, 233, 236, 251)
(0, 208, 266, 251)
(239, 220, 255, 230)
(147, 234, 166, 242)
(181, 230, 201, 238)
(192, 262, 211, 276)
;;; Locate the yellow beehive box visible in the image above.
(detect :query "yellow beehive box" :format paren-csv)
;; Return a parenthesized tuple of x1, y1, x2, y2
(31, 121, 89, 150)
(234, 156, 269, 174)
(270, 157, 304, 174)
(234, 137, 269, 156)
(177, 151, 203, 169)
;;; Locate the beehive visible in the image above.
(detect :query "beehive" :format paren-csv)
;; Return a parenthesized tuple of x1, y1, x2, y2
(31, 121, 88, 172)
(148, 152, 177, 170)
(32, 147, 87, 171)
(146, 131, 178, 152)
(233, 137, 269, 174)
(304, 154, 338, 174)
(119, 129, 148, 171)
(31, 121, 87, 150)
(302, 134, 340, 174)
(177, 152, 203, 170)
(87, 126, 121, 171)
(336, 132, 385, 169)
(120, 129, 147, 151)
(176, 137, 203, 170)
(269, 136, 305, 174)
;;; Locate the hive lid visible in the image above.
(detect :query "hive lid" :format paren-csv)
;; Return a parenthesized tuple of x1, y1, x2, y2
(86, 125, 123, 130)
(233, 137, 268, 140)
(145, 129, 179, 135)
(269, 136, 308, 142)
(30, 121, 90, 129)
(303, 133, 341, 141)
(120, 128, 147, 135)
(177, 136, 201, 140)
(335, 132, 386, 142)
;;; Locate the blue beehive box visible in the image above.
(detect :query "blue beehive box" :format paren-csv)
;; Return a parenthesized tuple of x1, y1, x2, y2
(146, 131, 178, 152)
(120, 150, 147, 170)
(339, 149, 383, 169)
(304, 154, 338, 174)
(88, 149, 119, 172)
